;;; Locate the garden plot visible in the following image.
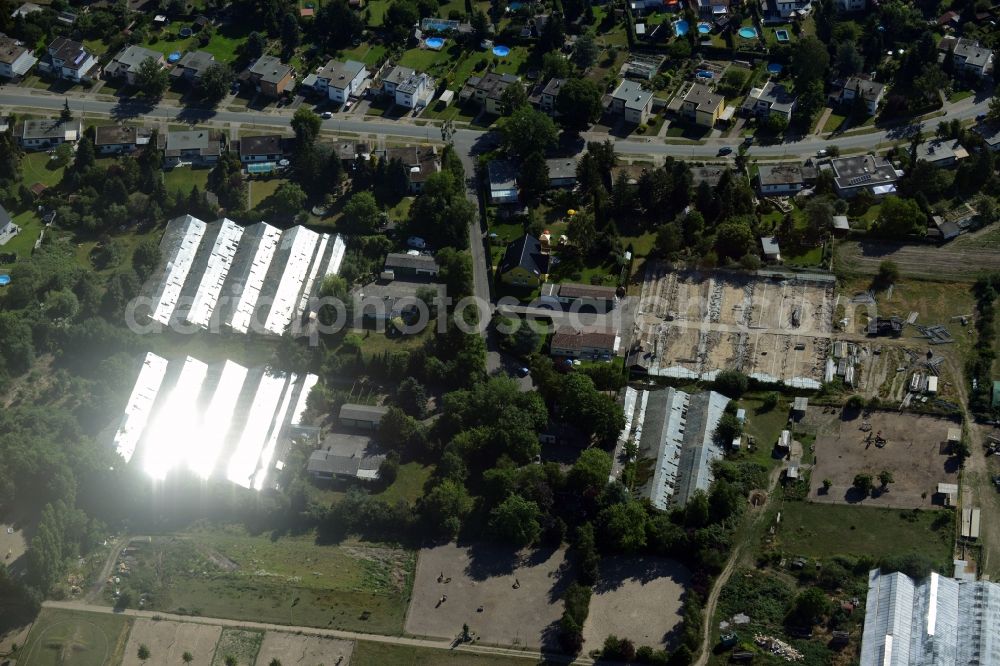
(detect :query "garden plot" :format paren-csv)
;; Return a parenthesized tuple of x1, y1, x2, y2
(122, 619, 221, 666)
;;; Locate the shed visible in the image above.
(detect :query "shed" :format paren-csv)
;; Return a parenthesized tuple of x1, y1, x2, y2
(778, 429, 791, 449)
(993, 380, 1000, 408)
(338, 403, 389, 430)
(438, 89, 454, 107)
(832, 215, 850, 234)
(962, 507, 981, 539)
(786, 464, 799, 480)
(735, 408, 746, 423)
(926, 375, 938, 395)
(760, 236, 781, 261)
(793, 396, 808, 413)
(937, 482, 959, 506)
(947, 427, 962, 443)
(731, 435, 741, 450)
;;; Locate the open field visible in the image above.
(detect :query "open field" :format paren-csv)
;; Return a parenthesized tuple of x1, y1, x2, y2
(774, 501, 954, 564)
(255, 631, 353, 666)
(352, 641, 548, 665)
(632, 267, 834, 386)
(804, 409, 961, 509)
(405, 544, 571, 649)
(210, 628, 262, 666)
(20, 608, 131, 666)
(122, 619, 221, 666)
(0, 522, 27, 565)
(106, 530, 415, 634)
(836, 240, 1000, 281)
(581, 556, 690, 650)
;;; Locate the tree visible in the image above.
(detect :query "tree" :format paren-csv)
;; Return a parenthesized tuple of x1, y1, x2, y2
(199, 63, 234, 104)
(655, 222, 682, 257)
(875, 196, 926, 238)
(341, 191, 382, 233)
(878, 470, 894, 490)
(136, 56, 168, 98)
(137, 644, 150, 661)
(568, 448, 612, 496)
(792, 36, 830, 91)
(245, 31, 266, 59)
(291, 106, 322, 146)
(280, 12, 300, 55)
(183, 652, 194, 664)
(714, 370, 749, 399)
(518, 151, 550, 203)
(269, 182, 307, 215)
(420, 480, 472, 537)
(876, 260, 900, 287)
(489, 494, 542, 546)
(384, 0, 420, 42)
(555, 78, 603, 133)
(208, 152, 246, 211)
(436, 247, 473, 299)
(715, 218, 756, 261)
(988, 94, 1000, 123)
(715, 412, 742, 444)
(567, 209, 597, 256)
(853, 473, 874, 497)
(268, 659, 282, 666)
(499, 80, 528, 115)
(572, 33, 598, 69)
(224, 656, 237, 666)
(499, 106, 557, 158)
(822, 478, 832, 492)
(835, 40, 864, 76)
(803, 198, 833, 243)
(61, 98, 72, 122)
(787, 587, 830, 627)
(397, 376, 428, 418)
(597, 501, 647, 553)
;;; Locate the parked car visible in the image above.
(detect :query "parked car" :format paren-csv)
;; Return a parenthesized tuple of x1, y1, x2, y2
(717, 146, 733, 156)
(817, 149, 828, 158)
(321, 111, 333, 119)
(516, 367, 530, 377)
(407, 236, 427, 249)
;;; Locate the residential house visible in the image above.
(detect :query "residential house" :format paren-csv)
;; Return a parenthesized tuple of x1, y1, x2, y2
(10, 2, 42, 18)
(16, 118, 82, 150)
(0, 203, 18, 245)
(497, 234, 551, 287)
(611, 79, 654, 125)
(306, 58, 369, 103)
(238, 134, 288, 164)
(829, 154, 901, 197)
(834, 0, 864, 10)
(94, 124, 159, 155)
(169, 50, 216, 83)
(550, 326, 620, 360)
(538, 77, 564, 113)
(242, 55, 295, 98)
(760, 236, 781, 261)
(698, 0, 730, 17)
(383, 145, 440, 193)
(680, 85, 724, 127)
(0, 33, 36, 80)
(306, 433, 384, 481)
(461, 71, 519, 115)
(742, 81, 796, 120)
(39, 37, 99, 82)
(382, 65, 434, 109)
(335, 140, 358, 167)
(761, 0, 813, 21)
(384, 252, 439, 278)
(487, 159, 519, 204)
(105, 45, 164, 86)
(914, 138, 968, 168)
(339, 403, 389, 430)
(839, 76, 885, 116)
(546, 158, 578, 188)
(163, 129, 225, 167)
(756, 163, 814, 195)
(540, 282, 617, 311)
(947, 37, 994, 78)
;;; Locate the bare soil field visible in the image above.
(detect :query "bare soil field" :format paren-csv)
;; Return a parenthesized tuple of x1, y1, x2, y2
(805, 409, 961, 509)
(836, 241, 1000, 281)
(122, 619, 222, 666)
(405, 543, 571, 650)
(254, 631, 353, 666)
(0, 524, 27, 566)
(581, 556, 691, 650)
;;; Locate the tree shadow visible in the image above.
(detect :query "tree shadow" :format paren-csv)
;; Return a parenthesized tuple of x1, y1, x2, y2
(592, 555, 691, 595)
(843, 487, 868, 503)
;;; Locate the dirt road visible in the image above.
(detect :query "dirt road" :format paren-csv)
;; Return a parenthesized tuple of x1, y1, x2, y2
(85, 535, 130, 604)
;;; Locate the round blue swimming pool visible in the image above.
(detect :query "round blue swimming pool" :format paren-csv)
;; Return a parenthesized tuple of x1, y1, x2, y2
(492, 45, 511, 57)
(167, 51, 182, 63)
(738, 26, 757, 39)
(674, 19, 689, 36)
(0, 275, 10, 286)
(179, 27, 192, 37)
(696, 70, 714, 79)
(697, 22, 712, 34)
(767, 63, 783, 74)
(425, 37, 445, 49)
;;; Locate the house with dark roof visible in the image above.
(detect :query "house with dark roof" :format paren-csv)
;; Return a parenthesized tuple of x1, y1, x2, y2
(238, 134, 288, 164)
(537, 77, 564, 113)
(169, 51, 216, 85)
(487, 159, 519, 204)
(0, 32, 37, 80)
(39, 37, 99, 82)
(105, 45, 164, 85)
(838, 76, 885, 116)
(742, 81, 796, 120)
(384, 252, 439, 278)
(497, 234, 551, 288)
(379, 146, 440, 193)
(550, 325, 620, 360)
(339, 403, 389, 430)
(163, 129, 226, 167)
(0, 203, 18, 246)
(461, 71, 519, 115)
(94, 124, 159, 155)
(830, 154, 901, 197)
(541, 282, 618, 310)
(680, 84, 725, 127)
(756, 163, 815, 195)
(307, 432, 384, 481)
(545, 157, 578, 188)
(241, 55, 295, 98)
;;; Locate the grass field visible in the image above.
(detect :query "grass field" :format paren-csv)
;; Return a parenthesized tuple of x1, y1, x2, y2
(351, 641, 548, 665)
(0, 210, 43, 261)
(21, 152, 65, 188)
(373, 462, 432, 505)
(735, 394, 790, 468)
(775, 501, 953, 564)
(164, 167, 211, 196)
(248, 177, 286, 209)
(20, 608, 131, 666)
(107, 529, 416, 635)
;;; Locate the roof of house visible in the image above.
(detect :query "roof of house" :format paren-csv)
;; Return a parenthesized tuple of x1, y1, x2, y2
(0, 202, 10, 227)
(339, 403, 389, 422)
(94, 124, 140, 146)
(164, 129, 223, 157)
(248, 55, 293, 84)
(172, 50, 215, 75)
(843, 76, 885, 102)
(307, 446, 384, 477)
(793, 396, 808, 411)
(953, 37, 993, 69)
(689, 165, 727, 186)
(384, 145, 439, 183)
(542, 77, 565, 97)
(317, 58, 366, 86)
(682, 84, 724, 112)
(761, 236, 781, 255)
(396, 70, 432, 94)
(612, 79, 654, 111)
(498, 234, 550, 277)
(745, 81, 796, 114)
(487, 159, 518, 189)
(335, 140, 357, 160)
(47, 36, 91, 65)
(0, 32, 30, 66)
(832, 215, 850, 230)
(383, 65, 415, 86)
(551, 326, 618, 352)
(108, 45, 162, 73)
(466, 71, 519, 100)
(385, 252, 439, 271)
(239, 134, 285, 157)
(914, 138, 968, 164)
(830, 154, 899, 190)
(20, 118, 81, 141)
(758, 163, 806, 187)
(545, 157, 578, 180)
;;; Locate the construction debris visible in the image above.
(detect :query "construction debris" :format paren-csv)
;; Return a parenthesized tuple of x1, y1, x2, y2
(915, 324, 954, 344)
(852, 291, 876, 305)
(906, 311, 918, 325)
(754, 635, 803, 662)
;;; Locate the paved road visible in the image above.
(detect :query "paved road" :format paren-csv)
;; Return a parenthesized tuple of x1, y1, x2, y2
(42, 600, 585, 664)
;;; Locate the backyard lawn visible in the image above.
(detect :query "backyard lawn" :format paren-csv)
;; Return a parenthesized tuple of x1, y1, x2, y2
(373, 462, 433, 506)
(163, 167, 211, 195)
(142, 22, 249, 63)
(248, 177, 286, 209)
(0, 210, 44, 261)
(22, 151, 65, 188)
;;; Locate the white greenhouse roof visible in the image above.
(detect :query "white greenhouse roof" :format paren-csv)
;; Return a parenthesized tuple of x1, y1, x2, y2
(185, 217, 244, 328)
(112, 352, 168, 463)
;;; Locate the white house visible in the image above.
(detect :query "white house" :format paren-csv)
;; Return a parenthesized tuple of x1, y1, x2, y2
(104, 45, 164, 86)
(307, 58, 369, 103)
(840, 77, 885, 116)
(41, 36, 99, 82)
(17, 118, 82, 150)
(0, 32, 36, 80)
(951, 38, 994, 79)
(757, 163, 810, 195)
(742, 81, 796, 120)
(761, 0, 812, 20)
(610, 79, 654, 125)
(382, 65, 434, 109)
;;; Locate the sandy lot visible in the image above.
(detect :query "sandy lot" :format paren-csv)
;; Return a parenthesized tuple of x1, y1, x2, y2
(0, 524, 27, 566)
(255, 631, 353, 665)
(581, 556, 691, 649)
(122, 619, 222, 666)
(807, 409, 961, 509)
(405, 543, 571, 649)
